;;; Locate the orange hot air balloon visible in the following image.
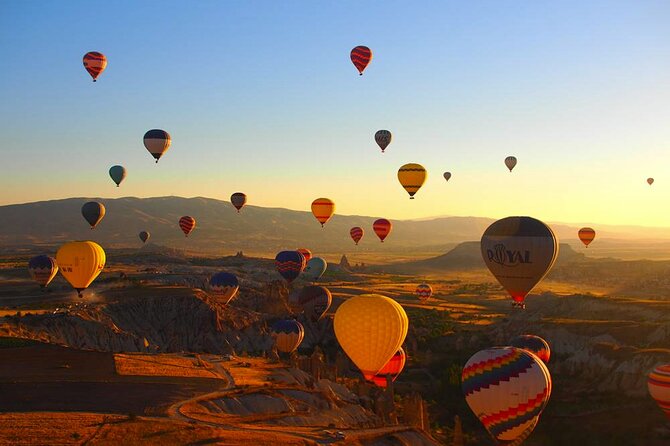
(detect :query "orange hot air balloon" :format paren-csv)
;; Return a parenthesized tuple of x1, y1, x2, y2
(373, 218, 392, 242)
(397, 163, 427, 199)
(297, 248, 312, 264)
(370, 348, 406, 388)
(83, 52, 107, 82)
(311, 198, 335, 227)
(350, 46, 372, 75)
(480, 216, 558, 309)
(56, 241, 106, 297)
(350, 227, 364, 245)
(649, 364, 670, 420)
(179, 216, 196, 237)
(578, 227, 596, 247)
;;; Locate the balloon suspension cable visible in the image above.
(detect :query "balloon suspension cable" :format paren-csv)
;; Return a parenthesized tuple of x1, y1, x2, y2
(155, 159, 159, 164)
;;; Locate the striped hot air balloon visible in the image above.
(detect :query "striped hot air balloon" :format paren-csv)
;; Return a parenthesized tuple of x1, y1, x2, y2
(311, 198, 335, 227)
(143, 129, 171, 163)
(462, 347, 552, 443)
(297, 248, 312, 264)
(81, 201, 106, 229)
(350, 45, 372, 75)
(275, 251, 306, 284)
(28, 255, 58, 288)
(83, 51, 107, 81)
(397, 163, 427, 199)
(231, 192, 247, 213)
(649, 364, 670, 420)
(375, 130, 392, 153)
(505, 156, 518, 172)
(578, 227, 596, 247)
(370, 348, 406, 388)
(179, 216, 196, 237)
(510, 335, 551, 364)
(271, 319, 304, 353)
(350, 227, 364, 245)
(373, 218, 392, 242)
(209, 272, 239, 304)
(415, 283, 433, 301)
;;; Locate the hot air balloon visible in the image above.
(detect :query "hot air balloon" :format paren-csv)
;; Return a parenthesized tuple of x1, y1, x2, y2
(443, 172, 452, 182)
(505, 156, 517, 172)
(480, 216, 558, 309)
(28, 255, 58, 288)
(647, 178, 654, 186)
(82, 51, 107, 82)
(209, 272, 239, 304)
(397, 163, 427, 199)
(373, 218, 392, 242)
(311, 198, 335, 227)
(375, 130, 392, 153)
(304, 257, 327, 282)
(350, 227, 364, 245)
(462, 347, 552, 443)
(578, 227, 596, 248)
(415, 283, 432, 301)
(297, 248, 312, 264)
(648, 364, 670, 420)
(230, 192, 247, 213)
(179, 216, 196, 237)
(56, 241, 106, 297)
(144, 129, 171, 163)
(271, 320, 304, 353)
(81, 201, 105, 229)
(510, 334, 551, 364)
(275, 251, 306, 284)
(370, 348, 406, 388)
(108, 165, 126, 187)
(334, 294, 408, 379)
(139, 231, 150, 243)
(298, 285, 332, 322)
(350, 46, 372, 75)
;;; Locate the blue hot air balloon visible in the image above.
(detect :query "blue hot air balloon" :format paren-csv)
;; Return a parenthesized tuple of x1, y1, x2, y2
(270, 319, 304, 353)
(303, 257, 327, 281)
(209, 272, 239, 304)
(108, 165, 127, 187)
(275, 251, 306, 284)
(28, 255, 58, 288)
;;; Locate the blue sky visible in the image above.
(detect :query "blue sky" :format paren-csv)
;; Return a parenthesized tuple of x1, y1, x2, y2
(1, 1, 669, 225)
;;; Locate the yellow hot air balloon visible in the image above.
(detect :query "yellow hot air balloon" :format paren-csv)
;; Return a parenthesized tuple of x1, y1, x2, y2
(311, 198, 335, 227)
(334, 294, 408, 379)
(56, 241, 106, 297)
(397, 163, 427, 199)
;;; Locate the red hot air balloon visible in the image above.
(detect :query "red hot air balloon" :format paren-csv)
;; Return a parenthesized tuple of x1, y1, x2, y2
(370, 348, 407, 388)
(179, 216, 196, 237)
(415, 283, 433, 301)
(297, 248, 312, 264)
(350, 227, 364, 245)
(373, 218, 392, 242)
(83, 52, 107, 82)
(578, 227, 596, 247)
(350, 46, 372, 75)
(510, 334, 551, 364)
(649, 364, 670, 420)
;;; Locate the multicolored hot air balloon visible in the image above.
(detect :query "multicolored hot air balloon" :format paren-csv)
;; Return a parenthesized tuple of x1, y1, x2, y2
(304, 257, 327, 282)
(648, 364, 670, 420)
(139, 231, 150, 243)
(56, 241, 106, 297)
(462, 347, 552, 443)
(510, 335, 551, 364)
(370, 348, 406, 388)
(578, 227, 596, 248)
(373, 218, 392, 242)
(209, 272, 239, 304)
(230, 192, 247, 213)
(375, 130, 392, 153)
(109, 165, 126, 187)
(298, 285, 332, 322)
(397, 163, 427, 199)
(81, 201, 105, 229)
(271, 319, 304, 353)
(311, 198, 335, 227)
(350, 46, 372, 75)
(179, 216, 196, 237)
(275, 251, 306, 284)
(28, 255, 58, 288)
(144, 129, 171, 163)
(505, 156, 518, 172)
(443, 172, 452, 182)
(480, 216, 558, 308)
(297, 248, 312, 264)
(648, 178, 654, 186)
(83, 51, 107, 82)
(350, 227, 364, 245)
(334, 294, 408, 379)
(415, 283, 433, 301)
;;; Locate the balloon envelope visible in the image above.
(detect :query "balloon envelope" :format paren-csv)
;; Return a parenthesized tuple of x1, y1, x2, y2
(350, 46, 372, 75)
(298, 285, 332, 321)
(510, 334, 551, 364)
(275, 251, 306, 284)
(108, 165, 126, 187)
(304, 257, 327, 281)
(505, 156, 518, 172)
(81, 201, 106, 229)
(230, 192, 247, 212)
(334, 294, 408, 379)
(415, 283, 432, 301)
(179, 216, 196, 237)
(375, 130, 392, 153)
(271, 320, 304, 353)
(373, 219, 392, 242)
(649, 364, 670, 420)
(311, 198, 335, 227)
(296, 248, 312, 264)
(480, 216, 558, 306)
(397, 163, 427, 199)
(144, 129, 171, 163)
(443, 172, 452, 182)
(647, 178, 654, 185)
(350, 227, 364, 245)
(28, 255, 58, 288)
(139, 231, 150, 243)
(462, 347, 552, 442)
(56, 241, 106, 296)
(370, 348, 406, 388)
(578, 227, 596, 247)
(83, 51, 107, 81)
(209, 272, 239, 304)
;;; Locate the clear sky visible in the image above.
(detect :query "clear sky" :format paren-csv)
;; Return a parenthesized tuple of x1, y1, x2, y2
(1, 1, 669, 226)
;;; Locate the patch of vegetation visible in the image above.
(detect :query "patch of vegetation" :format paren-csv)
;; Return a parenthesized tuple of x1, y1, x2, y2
(0, 337, 38, 349)
(406, 308, 454, 345)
